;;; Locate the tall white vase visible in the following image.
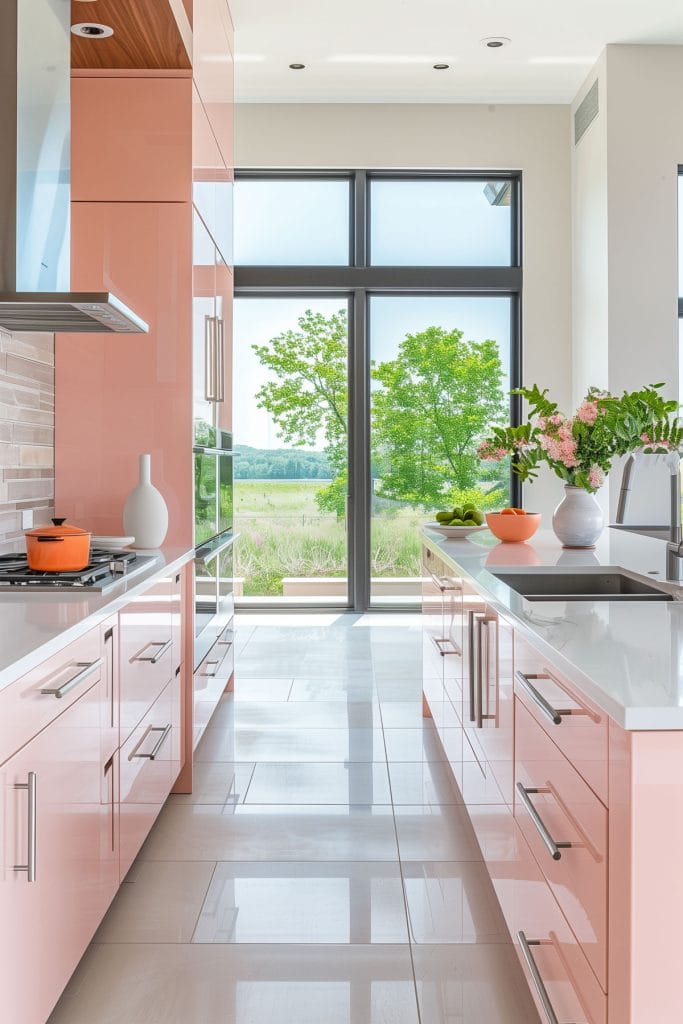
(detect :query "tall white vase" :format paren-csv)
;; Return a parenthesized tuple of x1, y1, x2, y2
(123, 453, 169, 549)
(552, 485, 604, 549)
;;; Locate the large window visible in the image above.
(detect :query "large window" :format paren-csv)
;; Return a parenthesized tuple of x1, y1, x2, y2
(234, 171, 522, 610)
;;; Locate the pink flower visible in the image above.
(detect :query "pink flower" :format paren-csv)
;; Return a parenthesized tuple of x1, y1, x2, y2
(535, 417, 547, 431)
(477, 441, 508, 462)
(588, 465, 605, 489)
(549, 414, 564, 426)
(576, 400, 599, 425)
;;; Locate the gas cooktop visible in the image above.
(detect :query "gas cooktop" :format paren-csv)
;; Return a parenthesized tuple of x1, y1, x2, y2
(0, 548, 156, 593)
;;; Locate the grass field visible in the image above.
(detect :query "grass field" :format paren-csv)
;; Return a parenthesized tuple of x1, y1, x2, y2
(234, 479, 423, 597)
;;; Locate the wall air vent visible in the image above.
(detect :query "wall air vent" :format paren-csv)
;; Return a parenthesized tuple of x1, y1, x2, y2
(574, 79, 599, 145)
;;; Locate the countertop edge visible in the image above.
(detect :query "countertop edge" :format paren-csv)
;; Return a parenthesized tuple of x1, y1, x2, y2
(0, 547, 194, 691)
(421, 528, 683, 732)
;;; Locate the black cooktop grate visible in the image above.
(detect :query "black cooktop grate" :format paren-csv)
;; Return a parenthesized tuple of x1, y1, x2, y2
(0, 548, 139, 588)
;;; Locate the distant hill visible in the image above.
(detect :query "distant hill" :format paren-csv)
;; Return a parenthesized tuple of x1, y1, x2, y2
(234, 445, 332, 480)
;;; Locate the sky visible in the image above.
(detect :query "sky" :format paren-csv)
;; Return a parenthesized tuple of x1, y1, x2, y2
(232, 178, 512, 451)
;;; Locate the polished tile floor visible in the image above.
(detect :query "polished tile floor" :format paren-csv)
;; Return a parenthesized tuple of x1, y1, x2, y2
(50, 614, 539, 1024)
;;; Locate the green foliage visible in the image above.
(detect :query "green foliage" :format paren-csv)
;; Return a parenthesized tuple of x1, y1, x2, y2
(449, 485, 507, 512)
(315, 471, 348, 517)
(371, 326, 507, 506)
(234, 445, 332, 480)
(482, 383, 683, 493)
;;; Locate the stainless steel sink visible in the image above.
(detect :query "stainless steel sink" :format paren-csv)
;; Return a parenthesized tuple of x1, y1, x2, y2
(490, 570, 673, 601)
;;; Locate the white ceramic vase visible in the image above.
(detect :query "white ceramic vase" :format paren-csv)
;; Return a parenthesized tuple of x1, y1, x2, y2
(552, 485, 604, 549)
(123, 453, 168, 549)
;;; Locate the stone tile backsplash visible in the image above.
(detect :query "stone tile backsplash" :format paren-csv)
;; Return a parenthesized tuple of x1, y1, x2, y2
(0, 330, 55, 554)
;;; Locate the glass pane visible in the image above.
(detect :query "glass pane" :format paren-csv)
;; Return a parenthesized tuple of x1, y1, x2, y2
(234, 297, 349, 603)
(234, 179, 350, 265)
(194, 451, 218, 546)
(369, 296, 512, 605)
(370, 179, 512, 266)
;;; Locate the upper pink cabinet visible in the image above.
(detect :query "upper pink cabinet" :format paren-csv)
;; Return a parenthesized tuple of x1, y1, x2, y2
(71, 77, 192, 203)
(193, 0, 234, 172)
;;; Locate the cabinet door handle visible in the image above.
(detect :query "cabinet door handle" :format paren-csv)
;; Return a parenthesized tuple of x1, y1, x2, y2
(133, 639, 172, 664)
(130, 724, 172, 761)
(515, 671, 568, 725)
(516, 782, 573, 861)
(517, 932, 577, 1024)
(215, 317, 225, 403)
(467, 610, 477, 723)
(40, 657, 103, 698)
(430, 572, 461, 593)
(14, 772, 37, 883)
(204, 314, 217, 402)
(476, 618, 486, 728)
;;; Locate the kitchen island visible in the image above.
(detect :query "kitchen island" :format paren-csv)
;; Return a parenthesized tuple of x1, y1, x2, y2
(421, 526, 683, 1024)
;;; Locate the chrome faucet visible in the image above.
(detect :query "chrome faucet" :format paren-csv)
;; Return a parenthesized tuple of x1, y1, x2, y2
(666, 455, 683, 580)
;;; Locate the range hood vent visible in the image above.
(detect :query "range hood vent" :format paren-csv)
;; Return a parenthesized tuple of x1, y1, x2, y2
(0, 0, 148, 335)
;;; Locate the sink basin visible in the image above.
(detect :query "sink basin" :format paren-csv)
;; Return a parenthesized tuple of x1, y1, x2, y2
(491, 570, 673, 601)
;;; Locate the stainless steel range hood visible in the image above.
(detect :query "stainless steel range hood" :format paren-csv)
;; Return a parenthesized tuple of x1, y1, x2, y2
(0, 0, 148, 334)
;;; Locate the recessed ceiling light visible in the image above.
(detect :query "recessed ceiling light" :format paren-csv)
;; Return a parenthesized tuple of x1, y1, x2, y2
(71, 23, 114, 39)
(481, 37, 510, 49)
(433, 63, 450, 70)
(289, 63, 306, 70)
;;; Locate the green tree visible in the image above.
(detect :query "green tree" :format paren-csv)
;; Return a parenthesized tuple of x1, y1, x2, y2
(252, 309, 348, 514)
(371, 326, 506, 507)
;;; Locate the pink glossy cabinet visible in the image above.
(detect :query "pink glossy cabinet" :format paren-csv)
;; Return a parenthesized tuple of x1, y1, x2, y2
(458, 591, 511, 806)
(120, 674, 180, 879)
(0, 672, 118, 1024)
(119, 577, 175, 740)
(515, 699, 607, 991)
(56, 200, 193, 545)
(72, 77, 192, 203)
(193, 0, 235, 173)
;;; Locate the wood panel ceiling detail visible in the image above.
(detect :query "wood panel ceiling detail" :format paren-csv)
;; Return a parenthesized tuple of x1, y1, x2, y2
(71, 0, 191, 70)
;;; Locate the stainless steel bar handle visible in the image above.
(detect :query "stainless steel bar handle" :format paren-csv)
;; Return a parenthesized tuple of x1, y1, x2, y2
(517, 932, 574, 1024)
(476, 618, 487, 728)
(431, 573, 461, 592)
(40, 657, 103, 698)
(515, 671, 569, 726)
(516, 782, 573, 861)
(133, 639, 172, 664)
(14, 772, 37, 882)
(467, 610, 476, 723)
(204, 314, 216, 402)
(131, 724, 172, 760)
(215, 318, 225, 403)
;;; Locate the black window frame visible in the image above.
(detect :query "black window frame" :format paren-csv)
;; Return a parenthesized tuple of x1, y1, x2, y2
(234, 169, 523, 612)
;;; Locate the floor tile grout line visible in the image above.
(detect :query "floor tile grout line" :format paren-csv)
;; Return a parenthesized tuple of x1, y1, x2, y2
(239, 762, 258, 804)
(380, 704, 424, 1024)
(188, 860, 220, 944)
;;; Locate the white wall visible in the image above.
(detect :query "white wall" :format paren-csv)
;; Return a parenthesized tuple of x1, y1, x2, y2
(571, 45, 683, 519)
(236, 102, 573, 516)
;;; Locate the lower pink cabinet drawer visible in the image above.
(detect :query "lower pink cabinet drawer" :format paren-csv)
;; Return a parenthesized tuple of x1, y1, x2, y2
(515, 698, 607, 991)
(119, 581, 174, 741)
(469, 804, 606, 1024)
(515, 634, 608, 804)
(0, 624, 104, 765)
(119, 674, 180, 879)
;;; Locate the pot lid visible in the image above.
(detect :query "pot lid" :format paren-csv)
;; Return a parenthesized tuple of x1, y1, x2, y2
(27, 518, 91, 538)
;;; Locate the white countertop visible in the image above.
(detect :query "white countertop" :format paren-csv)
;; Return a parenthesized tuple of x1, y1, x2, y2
(0, 546, 194, 691)
(423, 526, 683, 730)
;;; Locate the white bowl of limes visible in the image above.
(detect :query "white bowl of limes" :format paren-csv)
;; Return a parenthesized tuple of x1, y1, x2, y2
(426, 505, 487, 539)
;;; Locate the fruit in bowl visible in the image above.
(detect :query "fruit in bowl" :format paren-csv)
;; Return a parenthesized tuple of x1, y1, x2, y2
(427, 504, 487, 538)
(486, 508, 542, 542)
(435, 504, 485, 527)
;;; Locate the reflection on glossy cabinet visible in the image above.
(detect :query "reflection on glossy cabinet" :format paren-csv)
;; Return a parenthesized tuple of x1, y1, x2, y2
(0, 677, 118, 1024)
(72, 77, 192, 202)
(120, 674, 179, 879)
(119, 579, 174, 741)
(193, 0, 234, 170)
(56, 201, 193, 544)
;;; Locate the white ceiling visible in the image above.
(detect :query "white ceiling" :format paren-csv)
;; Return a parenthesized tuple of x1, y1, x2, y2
(229, 0, 683, 104)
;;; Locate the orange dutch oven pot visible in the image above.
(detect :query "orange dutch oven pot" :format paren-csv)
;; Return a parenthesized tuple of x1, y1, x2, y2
(25, 518, 92, 572)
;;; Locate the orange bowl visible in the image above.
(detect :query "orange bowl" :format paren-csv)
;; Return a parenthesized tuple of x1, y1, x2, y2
(485, 511, 542, 543)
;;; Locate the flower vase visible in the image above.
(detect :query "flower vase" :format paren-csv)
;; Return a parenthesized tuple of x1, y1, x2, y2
(123, 453, 169, 549)
(552, 485, 604, 549)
